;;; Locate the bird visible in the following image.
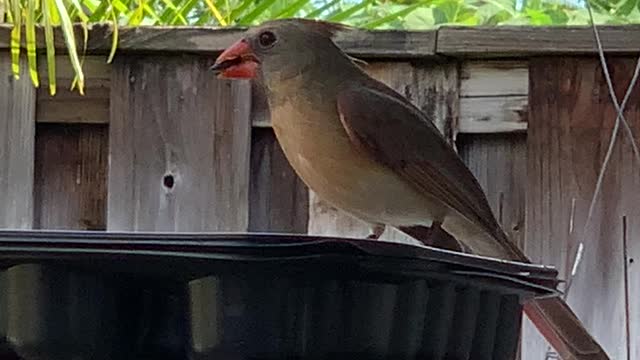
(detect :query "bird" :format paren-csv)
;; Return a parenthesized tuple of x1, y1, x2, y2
(211, 18, 608, 359)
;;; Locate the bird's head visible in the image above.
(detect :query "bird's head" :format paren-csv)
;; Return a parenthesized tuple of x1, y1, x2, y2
(211, 18, 351, 84)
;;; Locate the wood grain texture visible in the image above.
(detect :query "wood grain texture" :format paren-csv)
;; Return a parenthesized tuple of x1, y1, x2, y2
(524, 57, 640, 360)
(0, 55, 35, 229)
(107, 55, 251, 231)
(34, 124, 108, 230)
(459, 96, 527, 133)
(459, 61, 529, 133)
(332, 29, 436, 58)
(3, 24, 640, 57)
(36, 56, 110, 124)
(460, 61, 529, 97)
(457, 133, 527, 249)
(306, 60, 458, 245)
(0, 24, 436, 57)
(438, 25, 640, 56)
(36, 86, 110, 123)
(249, 128, 308, 233)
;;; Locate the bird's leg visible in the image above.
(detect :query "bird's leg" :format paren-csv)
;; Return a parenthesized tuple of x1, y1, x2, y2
(424, 222, 466, 252)
(366, 224, 386, 240)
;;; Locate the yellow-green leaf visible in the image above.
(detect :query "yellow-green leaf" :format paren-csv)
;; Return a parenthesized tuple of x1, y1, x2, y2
(25, 0, 39, 87)
(107, 4, 118, 63)
(53, 0, 85, 94)
(10, 0, 21, 78)
(42, 0, 57, 95)
(203, 0, 226, 25)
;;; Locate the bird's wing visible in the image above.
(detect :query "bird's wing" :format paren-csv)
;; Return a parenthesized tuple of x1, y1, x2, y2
(336, 83, 608, 360)
(336, 84, 521, 257)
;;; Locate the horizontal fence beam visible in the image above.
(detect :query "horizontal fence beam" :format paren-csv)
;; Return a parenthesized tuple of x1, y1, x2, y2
(437, 25, 640, 57)
(0, 24, 437, 58)
(2, 24, 640, 58)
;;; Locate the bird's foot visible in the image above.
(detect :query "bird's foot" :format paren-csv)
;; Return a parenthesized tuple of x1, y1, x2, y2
(366, 224, 386, 240)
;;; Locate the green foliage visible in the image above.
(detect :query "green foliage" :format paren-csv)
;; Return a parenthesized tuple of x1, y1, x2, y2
(1, 0, 639, 94)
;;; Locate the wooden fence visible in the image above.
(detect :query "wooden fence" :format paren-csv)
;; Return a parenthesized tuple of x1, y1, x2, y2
(2, 24, 640, 359)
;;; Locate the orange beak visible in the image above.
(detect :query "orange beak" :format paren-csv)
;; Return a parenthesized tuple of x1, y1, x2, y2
(210, 39, 259, 79)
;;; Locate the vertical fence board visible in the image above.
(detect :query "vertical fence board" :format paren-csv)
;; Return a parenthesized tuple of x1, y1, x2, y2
(249, 127, 308, 233)
(107, 55, 251, 231)
(624, 138, 640, 360)
(34, 124, 108, 230)
(0, 55, 35, 229)
(525, 57, 639, 360)
(613, 61, 640, 360)
(306, 61, 458, 244)
(457, 133, 527, 249)
(0, 54, 35, 359)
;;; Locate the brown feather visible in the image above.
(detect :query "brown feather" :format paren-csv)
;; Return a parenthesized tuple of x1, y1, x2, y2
(336, 85, 521, 257)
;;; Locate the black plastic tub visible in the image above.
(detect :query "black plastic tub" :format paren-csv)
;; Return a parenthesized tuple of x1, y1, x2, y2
(0, 230, 559, 360)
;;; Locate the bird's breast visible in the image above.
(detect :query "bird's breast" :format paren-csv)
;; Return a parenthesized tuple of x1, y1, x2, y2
(269, 100, 445, 226)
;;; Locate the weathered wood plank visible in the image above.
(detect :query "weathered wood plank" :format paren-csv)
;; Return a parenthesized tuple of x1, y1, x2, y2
(0, 54, 36, 229)
(624, 165, 640, 360)
(250, 81, 270, 128)
(107, 55, 251, 231)
(249, 128, 308, 233)
(459, 96, 527, 133)
(524, 57, 639, 360)
(0, 24, 436, 58)
(4, 24, 640, 57)
(458, 61, 529, 133)
(460, 61, 528, 97)
(332, 29, 436, 58)
(37, 86, 110, 123)
(306, 61, 458, 245)
(36, 56, 110, 124)
(457, 133, 526, 249)
(34, 124, 108, 230)
(438, 25, 640, 57)
(36, 55, 110, 125)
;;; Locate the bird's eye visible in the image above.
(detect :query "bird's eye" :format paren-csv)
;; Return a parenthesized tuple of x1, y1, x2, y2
(258, 31, 277, 48)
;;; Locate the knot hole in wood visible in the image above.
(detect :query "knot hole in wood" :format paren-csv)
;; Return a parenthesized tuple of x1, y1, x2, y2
(163, 173, 176, 190)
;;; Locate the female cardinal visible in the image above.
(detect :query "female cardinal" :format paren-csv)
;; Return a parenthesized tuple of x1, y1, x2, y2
(211, 18, 607, 360)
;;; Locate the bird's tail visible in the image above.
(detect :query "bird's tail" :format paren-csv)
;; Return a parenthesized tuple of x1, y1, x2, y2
(522, 297, 608, 360)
